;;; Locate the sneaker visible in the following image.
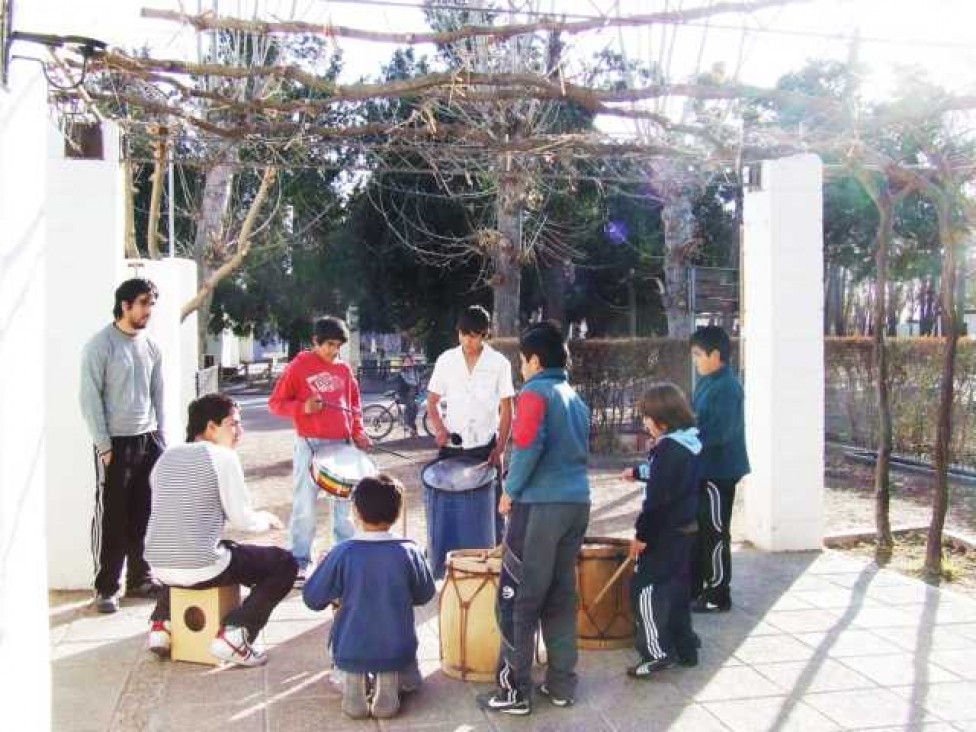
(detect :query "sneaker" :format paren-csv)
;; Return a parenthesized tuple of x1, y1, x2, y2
(399, 661, 423, 694)
(537, 683, 574, 707)
(95, 594, 119, 614)
(370, 671, 401, 719)
(692, 597, 731, 613)
(210, 625, 268, 667)
(126, 579, 162, 599)
(675, 650, 698, 667)
(148, 620, 171, 658)
(477, 689, 532, 716)
(341, 672, 370, 720)
(627, 657, 676, 678)
(294, 565, 308, 590)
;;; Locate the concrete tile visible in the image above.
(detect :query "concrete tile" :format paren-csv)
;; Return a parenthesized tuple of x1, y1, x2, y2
(930, 651, 976, 681)
(487, 705, 612, 731)
(791, 589, 882, 611)
(763, 610, 847, 634)
(601, 702, 731, 732)
(805, 688, 942, 729)
(165, 662, 266, 706)
(883, 626, 976, 654)
(849, 605, 930, 629)
(863, 583, 943, 606)
(673, 664, 783, 701)
(260, 618, 327, 645)
(703, 696, 840, 732)
(731, 635, 820, 664)
(889, 681, 976, 722)
(792, 630, 904, 657)
(378, 722, 491, 732)
(585, 673, 691, 709)
(144, 701, 268, 731)
(61, 614, 148, 642)
(837, 653, 960, 686)
(826, 571, 911, 589)
(266, 695, 377, 731)
(395, 673, 488, 725)
(51, 637, 143, 664)
(752, 659, 876, 693)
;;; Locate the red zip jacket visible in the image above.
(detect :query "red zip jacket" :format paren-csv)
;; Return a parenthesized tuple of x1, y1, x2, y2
(269, 352, 366, 440)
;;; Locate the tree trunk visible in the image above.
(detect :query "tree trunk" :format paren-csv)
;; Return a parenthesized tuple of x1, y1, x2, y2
(191, 161, 235, 366)
(541, 258, 566, 326)
(661, 192, 695, 338)
(492, 174, 522, 336)
(871, 191, 894, 549)
(926, 198, 960, 579)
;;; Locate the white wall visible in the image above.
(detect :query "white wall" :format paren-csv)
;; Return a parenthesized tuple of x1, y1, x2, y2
(0, 63, 52, 731)
(742, 154, 825, 552)
(128, 258, 199, 448)
(45, 123, 127, 590)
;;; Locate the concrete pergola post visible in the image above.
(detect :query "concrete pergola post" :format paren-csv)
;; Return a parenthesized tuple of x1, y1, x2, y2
(741, 154, 825, 552)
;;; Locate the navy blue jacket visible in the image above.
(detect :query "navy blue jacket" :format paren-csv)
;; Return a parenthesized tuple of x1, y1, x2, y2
(633, 429, 702, 548)
(692, 365, 750, 482)
(303, 535, 435, 673)
(504, 368, 590, 503)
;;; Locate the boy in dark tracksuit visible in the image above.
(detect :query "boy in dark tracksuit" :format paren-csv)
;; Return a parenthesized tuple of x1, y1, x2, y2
(622, 383, 702, 677)
(479, 322, 590, 717)
(689, 326, 750, 613)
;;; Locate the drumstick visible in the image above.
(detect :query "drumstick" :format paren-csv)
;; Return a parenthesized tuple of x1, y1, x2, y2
(590, 556, 635, 607)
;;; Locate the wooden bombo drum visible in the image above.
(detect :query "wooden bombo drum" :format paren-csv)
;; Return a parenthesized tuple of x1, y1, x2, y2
(577, 536, 635, 649)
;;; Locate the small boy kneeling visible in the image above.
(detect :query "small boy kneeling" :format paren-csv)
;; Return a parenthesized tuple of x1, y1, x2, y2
(303, 474, 436, 719)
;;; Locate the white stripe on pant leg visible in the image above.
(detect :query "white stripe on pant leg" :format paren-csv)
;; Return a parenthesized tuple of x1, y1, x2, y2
(707, 482, 722, 533)
(91, 449, 105, 589)
(639, 586, 665, 659)
(708, 540, 724, 589)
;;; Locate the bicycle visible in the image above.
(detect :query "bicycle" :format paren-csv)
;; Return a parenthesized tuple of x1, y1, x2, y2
(361, 388, 440, 440)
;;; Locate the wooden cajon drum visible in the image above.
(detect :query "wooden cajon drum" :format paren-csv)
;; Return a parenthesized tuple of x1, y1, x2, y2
(171, 585, 241, 665)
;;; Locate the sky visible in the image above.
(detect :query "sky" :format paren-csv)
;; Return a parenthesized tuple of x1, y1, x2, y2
(12, 0, 976, 135)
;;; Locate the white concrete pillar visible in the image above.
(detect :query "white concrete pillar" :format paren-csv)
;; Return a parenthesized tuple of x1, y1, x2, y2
(0, 63, 52, 730)
(127, 258, 199, 448)
(741, 154, 825, 551)
(45, 123, 127, 589)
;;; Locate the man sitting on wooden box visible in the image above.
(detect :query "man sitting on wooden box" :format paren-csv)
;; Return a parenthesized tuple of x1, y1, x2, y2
(144, 393, 297, 666)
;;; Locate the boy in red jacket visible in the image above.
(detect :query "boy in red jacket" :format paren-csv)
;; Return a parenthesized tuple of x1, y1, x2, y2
(269, 316, 371, 585)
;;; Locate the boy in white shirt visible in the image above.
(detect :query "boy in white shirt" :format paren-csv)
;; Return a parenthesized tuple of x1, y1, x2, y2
(426, 306, 516, 564)
(144, 393, 297, 667)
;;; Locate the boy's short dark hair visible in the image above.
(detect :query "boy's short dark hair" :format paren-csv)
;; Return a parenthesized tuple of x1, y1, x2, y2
(186, 393, 237, 442)
(690, 325, 731, 363)
(457, 305, 491, 335)
(113, 278, 158, 319)
(519, 321, 568, 369)
(638, 383, 696, 432)
(353, 474, 403, 525)
(313, 316, 349, 345)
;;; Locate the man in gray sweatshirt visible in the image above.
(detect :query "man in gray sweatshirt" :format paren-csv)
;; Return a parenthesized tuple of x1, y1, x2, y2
(79, 278, 166, 613)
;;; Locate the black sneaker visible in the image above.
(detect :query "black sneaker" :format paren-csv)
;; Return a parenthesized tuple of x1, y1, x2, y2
(675, 650, 698, 667)
(126, 579, 162, 599)
(95, 594, 119, 614)
(477, 689, 532, 715)
(293, 566, 308, 590)
(692, 597, 731, 613)
(627, 657, 676, 678)
(537, 683, 574, 707)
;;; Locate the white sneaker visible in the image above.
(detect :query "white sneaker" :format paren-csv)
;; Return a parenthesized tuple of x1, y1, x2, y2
(148, 620, 171, 658)
(210, 625, 268, 667)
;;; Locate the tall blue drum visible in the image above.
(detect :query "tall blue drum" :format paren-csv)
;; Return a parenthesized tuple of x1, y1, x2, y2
(423, 457, 498, 579)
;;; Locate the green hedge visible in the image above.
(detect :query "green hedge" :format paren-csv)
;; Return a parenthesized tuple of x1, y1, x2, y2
(489, 335, 975, 466)
(825, 337, 976, 467)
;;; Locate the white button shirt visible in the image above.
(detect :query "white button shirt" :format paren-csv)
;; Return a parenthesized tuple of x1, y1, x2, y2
(427, 343, 516, 449)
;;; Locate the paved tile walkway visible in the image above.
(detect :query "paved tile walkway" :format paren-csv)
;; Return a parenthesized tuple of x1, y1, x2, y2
(50, 548, 976, 731)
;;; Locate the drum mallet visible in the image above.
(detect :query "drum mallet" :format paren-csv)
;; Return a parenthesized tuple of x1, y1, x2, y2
(591, 556, 635, 607)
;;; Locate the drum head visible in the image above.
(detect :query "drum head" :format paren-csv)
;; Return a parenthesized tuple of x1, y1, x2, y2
(422, 457, 497, 493)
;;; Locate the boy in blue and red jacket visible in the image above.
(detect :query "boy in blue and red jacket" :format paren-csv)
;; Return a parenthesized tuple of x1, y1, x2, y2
(621, 383, 702, 677)
(479, 321, 590, 717)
